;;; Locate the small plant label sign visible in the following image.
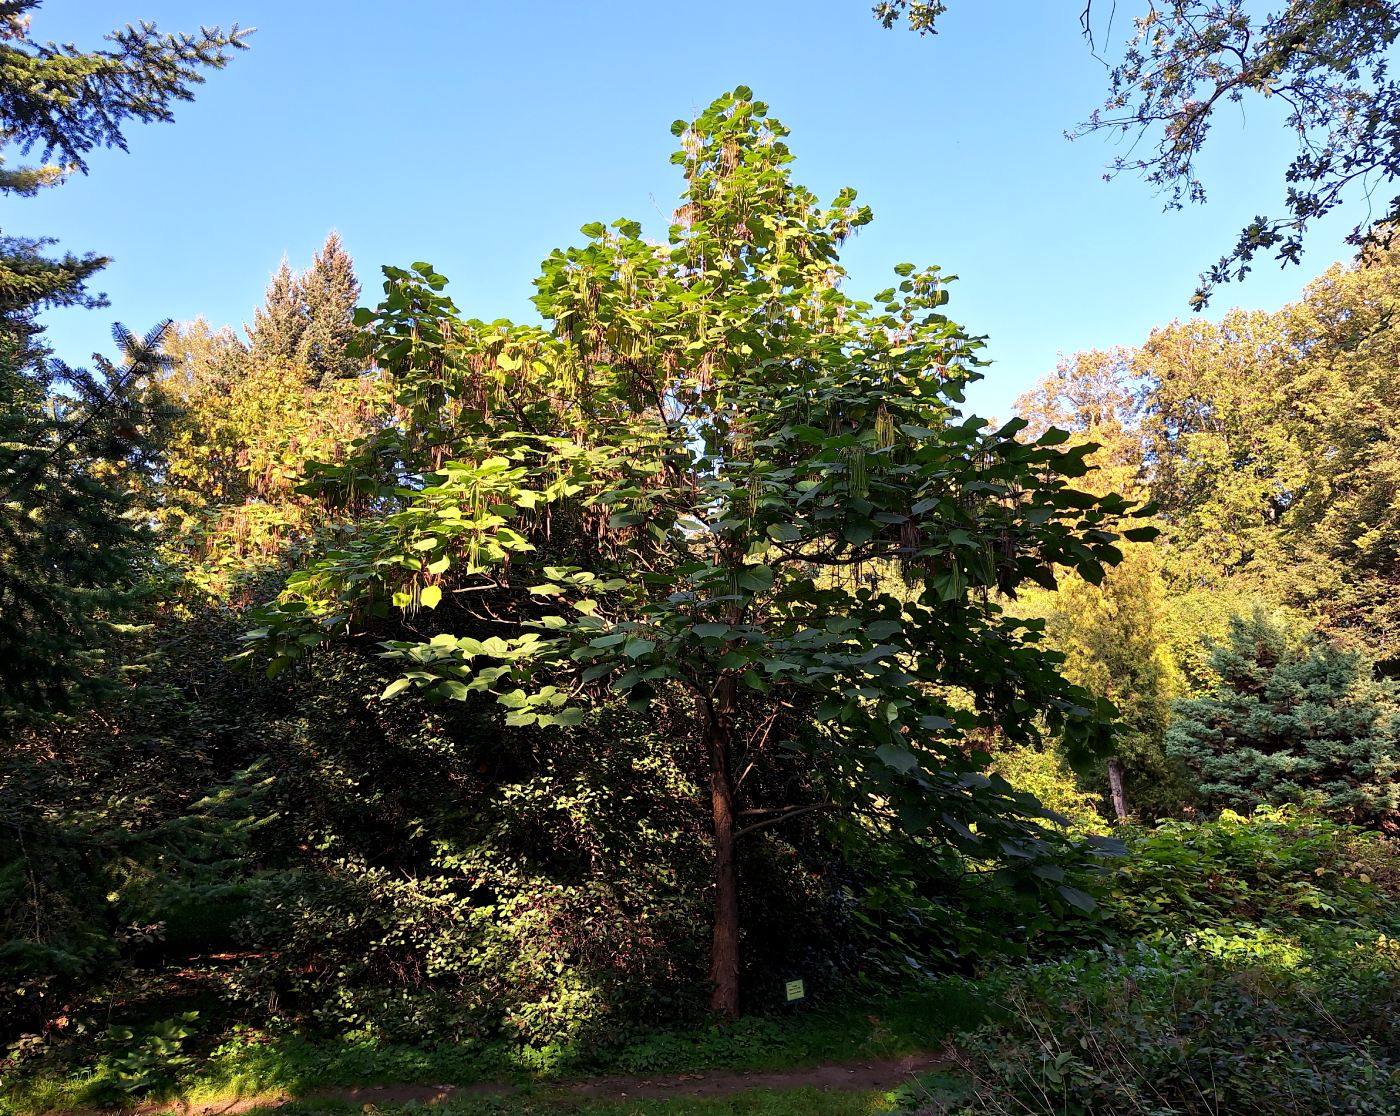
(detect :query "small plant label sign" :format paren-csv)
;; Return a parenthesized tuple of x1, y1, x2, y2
(784, 978, 806, 1003)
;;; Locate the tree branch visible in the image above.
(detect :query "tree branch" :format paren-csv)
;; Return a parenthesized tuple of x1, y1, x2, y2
(734, 801, 839, 838)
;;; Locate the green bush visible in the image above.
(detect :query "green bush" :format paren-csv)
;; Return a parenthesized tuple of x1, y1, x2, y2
(909, 809, 1400, 1115)
(1103, 806, 1400, 939)
(228, 652, 897, 1048)
(929, 932, 1400, 1115)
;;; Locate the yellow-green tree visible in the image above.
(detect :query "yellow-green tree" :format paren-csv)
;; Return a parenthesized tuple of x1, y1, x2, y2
(1014, 352, 1180, 818)
(160, 300, 377, 604)
(1136, 244, 1400, 667)
(1040, 544, 1185, 819)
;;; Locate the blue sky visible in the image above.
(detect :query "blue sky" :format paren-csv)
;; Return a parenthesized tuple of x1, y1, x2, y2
(20, 1, 1358, 420)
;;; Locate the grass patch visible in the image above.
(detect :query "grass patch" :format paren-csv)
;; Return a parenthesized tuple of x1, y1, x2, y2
(0, 981, 981, 1115)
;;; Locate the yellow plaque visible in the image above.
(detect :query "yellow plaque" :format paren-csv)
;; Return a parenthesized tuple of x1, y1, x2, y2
(784, 978, 805, 1002)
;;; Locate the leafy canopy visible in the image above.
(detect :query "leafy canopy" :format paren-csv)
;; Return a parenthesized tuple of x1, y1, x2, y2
(244, 88, 1147, 1010)
(248, 86, 1144, 781)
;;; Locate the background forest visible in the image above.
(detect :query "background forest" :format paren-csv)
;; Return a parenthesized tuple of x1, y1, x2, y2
(3, 4, 1400, 1116)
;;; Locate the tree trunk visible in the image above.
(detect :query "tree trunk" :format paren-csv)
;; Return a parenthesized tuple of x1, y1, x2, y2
(1107, 757, 1128, 822)
(704, 681, 741, 1019)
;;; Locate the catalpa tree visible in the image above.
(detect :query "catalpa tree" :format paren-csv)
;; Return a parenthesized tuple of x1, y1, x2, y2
(245, 88, 1147, 1016)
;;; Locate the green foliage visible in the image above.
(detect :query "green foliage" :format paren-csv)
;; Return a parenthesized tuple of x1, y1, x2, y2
(98, 1011, 200, 1100)
(1103, 806, 1400, 941)
(1167, 612, 1400, 824)
(243, 87, 1143, 1015)
(1012, 244, 1400, 692)
(0, 1, 250, 719)
(247, 259, 306, 366)
(298, 231, 363, 385)
(1015, 544, 1186, 820)
(1135, 249, 1400, 663)
(0, 3, 250, 179)
(0, 322, 172, 718)
(990, 746, 1106, 837)
(1161, 585, 1284, 695)
(217, 641, 994, 1049)
(226, 693, 715, 1046)
(1008, 352, 1186, 817)
(157, 237, 373, 605)
(18, 23, 1400, 1110)
(0, 608, 279, 1039)
(936, 932, 1400, 1115)
(928, 808, 1400, 1115)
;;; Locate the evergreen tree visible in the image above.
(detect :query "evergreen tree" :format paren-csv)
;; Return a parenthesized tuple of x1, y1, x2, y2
(0, 322, 173, 718)
(247, 235, 363, 386)
(246, 258, 305, 366)
(0, 3, 249, 717)
(0, 3, 249, 355)
(298, 231, 361, 386)
(1039, 545, 1186, 821)
(1167, 611, 1400, 826)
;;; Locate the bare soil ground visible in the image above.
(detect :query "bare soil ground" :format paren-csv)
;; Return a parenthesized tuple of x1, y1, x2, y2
(135, 1050, 947, 1114)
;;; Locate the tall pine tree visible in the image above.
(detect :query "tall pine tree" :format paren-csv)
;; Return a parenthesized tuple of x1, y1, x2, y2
(246, 234, 362, 386)
(0, 2, 249, 718)
(298, 231, 361, 386)
(246, 257, 305, 366)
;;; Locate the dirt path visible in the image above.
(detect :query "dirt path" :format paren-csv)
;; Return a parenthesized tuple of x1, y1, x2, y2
(565, 1050, 946, 1099)
(144, 1050, 948, 1114)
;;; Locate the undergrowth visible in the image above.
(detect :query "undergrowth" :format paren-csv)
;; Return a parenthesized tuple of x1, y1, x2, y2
(6, 808, 1398, 1116)
(0, 983, 982, 1115)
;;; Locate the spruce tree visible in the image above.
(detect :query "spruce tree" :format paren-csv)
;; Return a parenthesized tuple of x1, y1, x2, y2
(0, 3, 249, 718)
(1167, 611, 1400, 825)
(246, 258, 306, 366)
(298, 231, 361, 386)
(0, 3, 249, 356)
(1, 322, 173, 717)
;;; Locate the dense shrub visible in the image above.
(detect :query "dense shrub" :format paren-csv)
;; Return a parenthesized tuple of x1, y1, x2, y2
(901, 806, 1400, 1108)
(1104, 806, 1400, 939)
(927, 933, 1400, 1115)
(226, 648, 899, 1047)
(911, 810, 1400, 1115)
(0, 613, 276, 1041)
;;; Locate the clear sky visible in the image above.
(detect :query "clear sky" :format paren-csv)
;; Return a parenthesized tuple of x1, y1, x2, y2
(20, 0, 1359, 420)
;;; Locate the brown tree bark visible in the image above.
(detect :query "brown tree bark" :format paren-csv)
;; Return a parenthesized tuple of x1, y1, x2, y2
(704, 679, 741, 1019)
(1107, 756, 1129, 822)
